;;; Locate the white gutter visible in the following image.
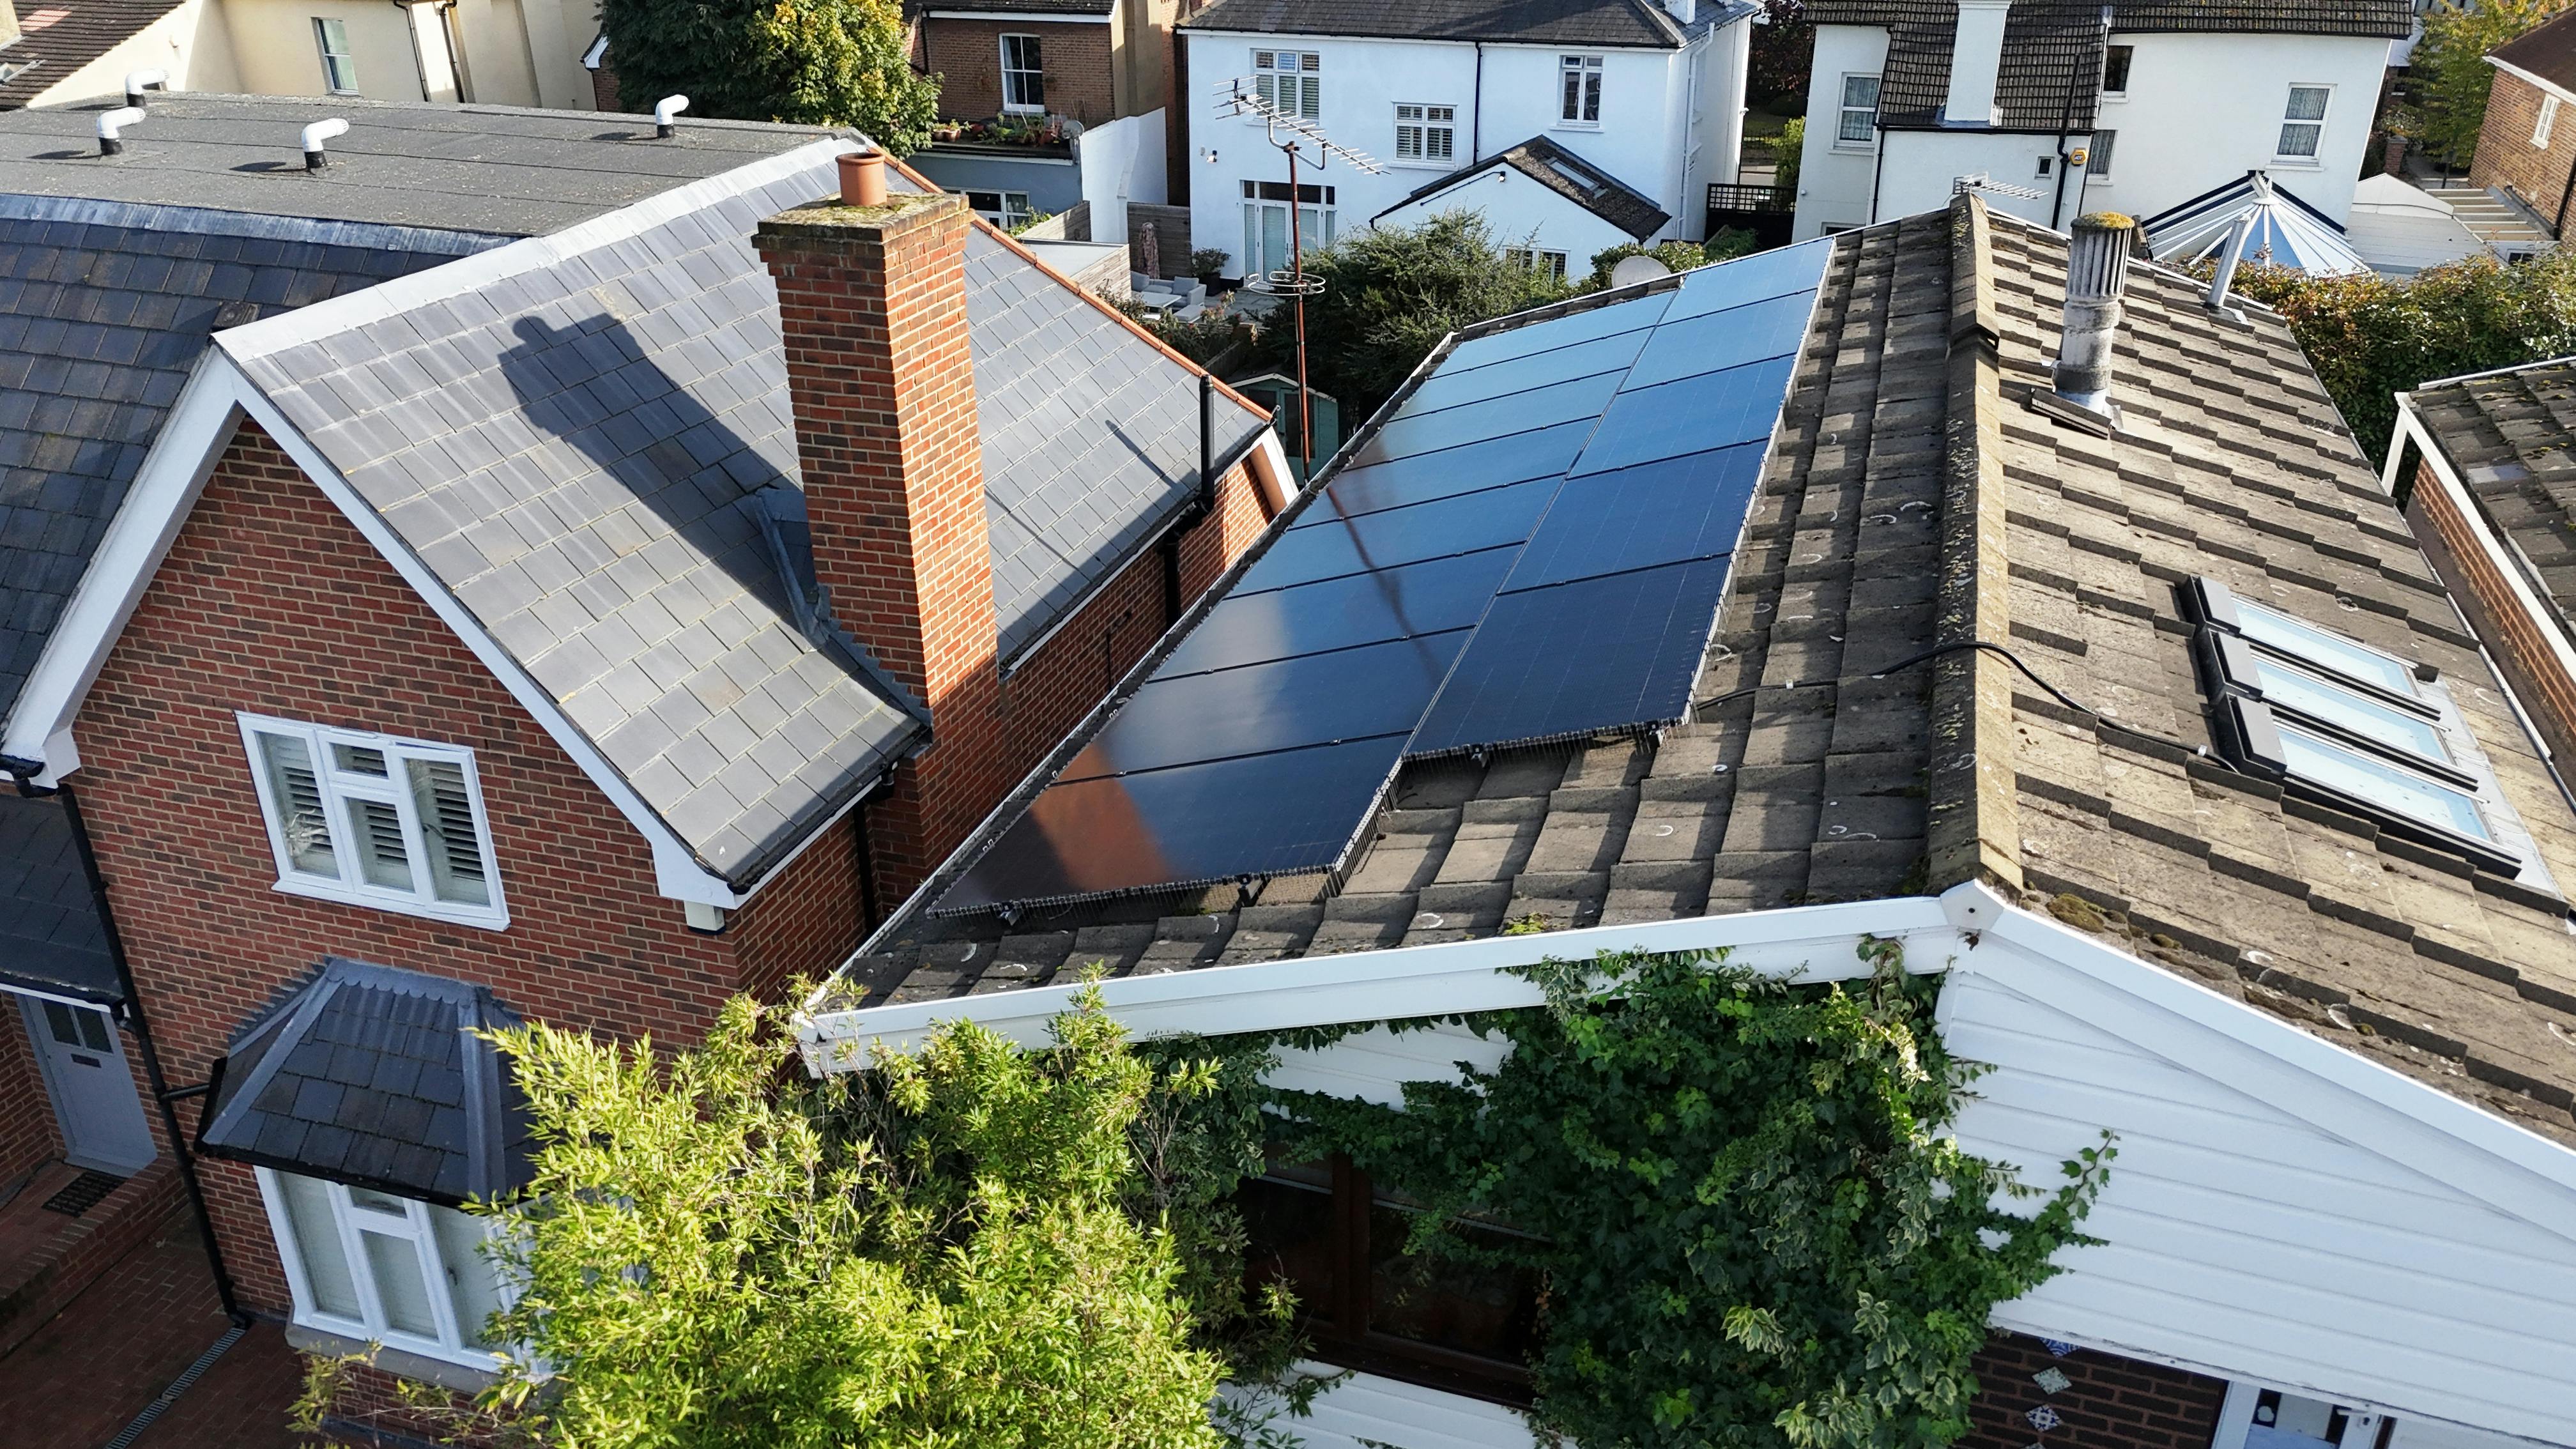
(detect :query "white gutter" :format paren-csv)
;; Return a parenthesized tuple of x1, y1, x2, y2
(795, 894, 1961, 1070)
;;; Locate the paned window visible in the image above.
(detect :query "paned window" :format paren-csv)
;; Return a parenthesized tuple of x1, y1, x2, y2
(1837, 73, 1880, 144)
(260, 1169, 511, 1369)
(964, 188, 1034, 228)
(238, 714, 506, 928)
(2087, 128, 2116, 177)
(1240, 1155, 1542, 1400)
(1240, 179, 1335, 277)
(2538, 95, 2561, 149)
(2101, 43, 2133, 96)
(999, 33, 1045, 113)
(1394, 103, 1456, 163)
(2278, 84, 2331, 159)
(1508, 248, 1568, 280)
(1560, 54, 1604, 124)
(314, 18, 358, 95)
(2186, 577, 2536, 880)
(1253, 49, 1320, 119)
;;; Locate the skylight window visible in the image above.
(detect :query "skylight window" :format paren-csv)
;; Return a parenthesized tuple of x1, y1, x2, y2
(2184, 577, 2540, 883)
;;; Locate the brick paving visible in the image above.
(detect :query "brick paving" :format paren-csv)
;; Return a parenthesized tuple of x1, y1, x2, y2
(0, 1205, 302, 1448)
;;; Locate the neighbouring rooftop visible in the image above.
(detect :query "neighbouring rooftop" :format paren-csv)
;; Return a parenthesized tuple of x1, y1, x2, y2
(2404, 358, 2576, 632)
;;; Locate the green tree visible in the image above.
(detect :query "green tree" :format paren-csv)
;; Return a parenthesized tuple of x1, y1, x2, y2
(2230, 250, 2576, 464)
(307, 993, 1232, 1448)
(602, 0, 939, 153)
(2413, 0, 2576, 164)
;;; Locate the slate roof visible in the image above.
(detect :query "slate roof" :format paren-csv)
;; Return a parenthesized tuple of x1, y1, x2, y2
(199, 957, 530, 1206)
(2490, 6, 2576, 93)
(829, 198, 2576, 1147)
(1379, 135, 1670, 242)
(222, 148, 1268, 885)
(1811, 0, 2412, 132)
(2404, 360, 2576, 634)
(1180, 0, 1701, 48)
(0, 0, 183, 110)
(0, 790, 116, 1002)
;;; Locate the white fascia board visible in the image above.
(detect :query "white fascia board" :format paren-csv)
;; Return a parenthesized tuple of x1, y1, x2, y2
(1, 355, 243, 777)
(796, 894, 1958, 1071)
(2391, 398, 2576, 696)
(2486, 56, 2576, 112)
(1943, 880, 2576, 1243)
(1247, 431, 1296, 513)
(220, 362, 746, 909)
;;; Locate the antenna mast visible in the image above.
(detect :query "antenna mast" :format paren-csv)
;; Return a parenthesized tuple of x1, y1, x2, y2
(1217, 77, 1382, 473)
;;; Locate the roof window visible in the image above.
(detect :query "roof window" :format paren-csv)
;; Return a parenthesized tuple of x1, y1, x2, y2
(2185, 578, 2547, 884)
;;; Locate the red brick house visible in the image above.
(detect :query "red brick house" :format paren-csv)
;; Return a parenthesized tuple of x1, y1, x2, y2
(2468, 6, 2576, 237)
(0, 95, 1280, 1402)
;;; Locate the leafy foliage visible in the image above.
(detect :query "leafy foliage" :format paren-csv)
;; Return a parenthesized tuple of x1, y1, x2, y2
(1586, 232, 1761, 290)
(1749, 0, 1815, 106)
(1269, 942, 2112, 1449)
(2411, 0, 2576, 164)
(307, 993, 1230, 1448)
(2229, 250, 2576, 464)
(601, 0, 939, 153)
(1776, 118, 1805, 199)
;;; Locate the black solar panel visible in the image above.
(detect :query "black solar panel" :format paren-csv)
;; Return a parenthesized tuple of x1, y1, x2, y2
(931, 238, 1836, 914)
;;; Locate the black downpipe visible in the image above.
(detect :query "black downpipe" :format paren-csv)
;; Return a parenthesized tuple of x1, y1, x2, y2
(1167, 372, 1216, 627)
(1471, 43, 1484, 164)
(1161, 537, 1184, 625)
(56, 784, 247, 1327)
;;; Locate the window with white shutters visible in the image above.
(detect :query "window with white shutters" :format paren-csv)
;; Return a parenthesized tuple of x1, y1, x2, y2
(240, 714, 507, 928)
(1253, 49, 1321, 119)
(260, 1169, 514, 1370)
(1393, 103, 1455, 163)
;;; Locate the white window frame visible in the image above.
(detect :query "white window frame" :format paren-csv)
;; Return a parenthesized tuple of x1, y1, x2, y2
(236, 713, 509, 930)
(2276, 83, 2332, 164)
(964, 188, 1034, 228)
(314, 17, 359, 96)
(1252, 49, 1320, 121)
(257, 1167, 514, 1372)
(1239, 180, 1335, 277)
(1508, 248, 1569, 280)
(1836, 73, 1880, 148)
(2100, 43, 2133, 99)
(1559, 54, 1604, 126)
(2538, 94, 2561, 149)
(999, 33, 1045, 114)
(1393, 102, 1456, 165)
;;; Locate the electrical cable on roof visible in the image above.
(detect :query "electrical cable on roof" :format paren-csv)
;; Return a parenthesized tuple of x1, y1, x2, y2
(1696, 640, 2232, 769)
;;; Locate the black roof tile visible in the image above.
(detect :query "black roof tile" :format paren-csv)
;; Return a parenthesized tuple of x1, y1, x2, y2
(0, 790, 115, 1002)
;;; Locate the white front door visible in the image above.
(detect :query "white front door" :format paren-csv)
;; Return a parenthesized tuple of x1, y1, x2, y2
(17, 994, 157, 1173)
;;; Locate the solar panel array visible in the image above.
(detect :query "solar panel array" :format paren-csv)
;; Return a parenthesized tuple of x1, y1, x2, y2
(937, 239, 1835, 912)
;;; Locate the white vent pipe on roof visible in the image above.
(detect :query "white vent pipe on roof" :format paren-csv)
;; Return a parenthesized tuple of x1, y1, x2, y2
(302, 117, 349, 171)
(123, 69, 166, 109)
(655, 95, 689, 139)
(2051, 211, 2134, 413)
(1943, 0, 2012, 126)
(96, 107, 144, 157)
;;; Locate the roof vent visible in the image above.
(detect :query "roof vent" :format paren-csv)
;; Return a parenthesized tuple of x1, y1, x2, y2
(655, 94, 689, 139)
(2034, 211, 2133, 434)
(123, 68, 165, 109)
(95, 107, 143, 157)
(301, 117, 348, 171)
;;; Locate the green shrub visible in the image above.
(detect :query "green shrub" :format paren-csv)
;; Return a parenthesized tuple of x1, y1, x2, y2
(2413, 0, 2576, 165)
(601, 0, 938, 153)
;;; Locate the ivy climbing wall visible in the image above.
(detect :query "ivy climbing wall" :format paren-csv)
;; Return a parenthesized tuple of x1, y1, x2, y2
(1963, 1331, 2230, 1449)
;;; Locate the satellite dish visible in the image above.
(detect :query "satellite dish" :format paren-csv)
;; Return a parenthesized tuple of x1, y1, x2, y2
(1610, 254, 1673, 288)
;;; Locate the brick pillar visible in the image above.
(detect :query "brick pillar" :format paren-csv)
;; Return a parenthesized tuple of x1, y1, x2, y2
(755, 190, 1001, 908)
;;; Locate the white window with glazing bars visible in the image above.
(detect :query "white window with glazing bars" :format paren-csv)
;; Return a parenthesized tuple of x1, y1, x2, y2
(238, 714, 507, 928)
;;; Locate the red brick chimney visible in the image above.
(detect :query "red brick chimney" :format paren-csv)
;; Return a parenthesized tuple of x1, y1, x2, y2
(755, 187, 1004, 904)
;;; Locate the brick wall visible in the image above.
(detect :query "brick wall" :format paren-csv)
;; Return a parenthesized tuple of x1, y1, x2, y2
(1963, 1331, 2230, 1449)
(2407, 457, 2576, 770)
(70, 420, 866, 1317)
(590, 62, 620, 115)
(2469, 68, 2576, 233)
(924, 18, 1114, 125)
(0, 1006, 62, 1192)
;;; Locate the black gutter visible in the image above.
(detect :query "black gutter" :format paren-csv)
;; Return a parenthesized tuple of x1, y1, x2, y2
(54, 781, 248, 1327)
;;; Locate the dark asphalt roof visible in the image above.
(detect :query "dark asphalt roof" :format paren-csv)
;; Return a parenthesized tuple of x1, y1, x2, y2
(223, 148, 1265, 885)
(1812, 0, 2412, 132)
(0, 95, 845, 236)
(199, 957, 529, 1206)
(2490, 6, 2576, 94)
(0, 0, 185, 110)
(0, 197, 486, 726)
(2405, 360, 2576, 638)
(1181, 0, 1694, 48)
(1381, 135, 1670, 241)
(829, 199, 2576, 1149)
(0, 791, 116, 1003)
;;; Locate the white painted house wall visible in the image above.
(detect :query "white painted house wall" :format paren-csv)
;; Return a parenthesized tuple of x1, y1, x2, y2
(1184, 27, 1736, 277)
(1793, 26, 2394, 240)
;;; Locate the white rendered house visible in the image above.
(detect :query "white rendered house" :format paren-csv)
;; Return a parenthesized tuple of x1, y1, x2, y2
(1176, 0, 1757, 281)
(1791, 0, 2410, 240)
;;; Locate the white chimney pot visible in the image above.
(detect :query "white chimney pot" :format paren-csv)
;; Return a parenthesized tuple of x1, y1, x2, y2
(1943, 0, 2013, 128)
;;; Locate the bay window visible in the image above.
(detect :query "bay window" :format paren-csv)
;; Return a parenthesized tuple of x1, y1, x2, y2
(260, 1168, 512, 1369)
